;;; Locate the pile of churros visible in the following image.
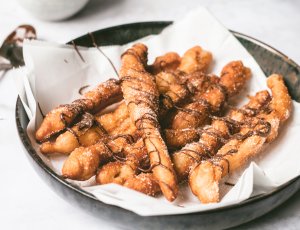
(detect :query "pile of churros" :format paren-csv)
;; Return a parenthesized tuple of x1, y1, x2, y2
(35, 43, 292, 203)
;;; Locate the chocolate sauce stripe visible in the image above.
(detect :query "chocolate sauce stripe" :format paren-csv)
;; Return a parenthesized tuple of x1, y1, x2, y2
(71, 41, 85, 63)
(89, 32, 119, 77)
(121, 49, 149, 72)
(144, 133, 175, 190)
(120, 75, 153, 88)
(78, 85, 90, 95)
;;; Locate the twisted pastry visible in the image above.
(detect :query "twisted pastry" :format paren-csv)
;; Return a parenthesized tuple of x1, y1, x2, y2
(40, 113, 107, 154)
(40, 102, 139, 155)
(149, 52, 181, 75)
(62, 141, 113, 181)
(62, 135, 135, 181)
(95, 102, 138, 137)
(124, 173, 161, 197)
(96, 137, 160, 196)
(150, 46, 212, 75)
(169, 61, 251, 130)
(96, 138, 148, 184)
(172, 90, 271, 182)
(119, 43, 178, 201)
(189, 74, 292, 203)
(36, 79, 122, 142)
(39, 47, 214, 155)
(41, 46, 215, 155)
(178, 46, 212, 74)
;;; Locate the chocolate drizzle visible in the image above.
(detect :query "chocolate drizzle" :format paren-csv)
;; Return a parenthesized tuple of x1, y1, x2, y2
(180, 147, 205, 163)
(109, 138, 150, 173)
(37, 78, 122, 142)
(78, 85, 90, 95)
(205, 119, 271, 175)
(77, 112, 94, 131)
(71, 41, 85, 63)
(209, 149, 238, 174)
(234, 94, 272, 117)
(37, 102, 45, 118)
(63, 112, 96, 145)
(225, 182, 235, 186)
(176, 90, 273, 180)
(58, 99, 91, 131)
(133, 104, 175, 183)
(94, 120, 108, 134)
(233, 119, 271, 141)
(111, 134, 135, 144)
(122, 75, 159, 114)
(179, 127, 227, 165)
(89, 32, 119, 77)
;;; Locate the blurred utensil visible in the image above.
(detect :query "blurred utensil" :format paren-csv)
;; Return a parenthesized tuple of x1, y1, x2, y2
(0, 56, 12, 71)
(16, 0, 90, 21)
(0, 24, 36, 71)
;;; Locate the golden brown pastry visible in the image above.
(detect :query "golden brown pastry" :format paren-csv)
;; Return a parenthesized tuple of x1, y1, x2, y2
(40, 113, 106, 154)
(36, 42, 293, 205)
(169, 61, 251, 130)
(119, 43, 178, 201)
(149, 52, 181, 75)
(124, 173, 161, 196)
(36, 79, 122, 142)
(62, 141, 112, 181)
(189, 74, 292, 203)
(178, 46, 213, 74)
(172, 90, 271, 182)
(96, 138, 148, 185)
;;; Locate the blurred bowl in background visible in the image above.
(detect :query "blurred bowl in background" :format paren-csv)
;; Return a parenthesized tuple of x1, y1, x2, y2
(16, 0, 90, 21)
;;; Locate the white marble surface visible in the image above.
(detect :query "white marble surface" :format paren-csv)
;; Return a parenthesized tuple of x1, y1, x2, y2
(0, 0, 299, 229)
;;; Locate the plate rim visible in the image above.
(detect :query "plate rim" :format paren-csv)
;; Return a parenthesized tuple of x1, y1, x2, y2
(15, 21, 300, 216)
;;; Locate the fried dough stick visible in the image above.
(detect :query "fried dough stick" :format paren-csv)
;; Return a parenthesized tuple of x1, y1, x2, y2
(39, 51, 181, 153)
(39, 102, 137, 155)
(157, 72, 220, 117)
(165, 85, 263, 150)
(189, 74, 292, 203)
(95, 102, 138, 137)
(169, 61, 251, 130)
(40, 113, 107, 154)
(47, 70, 217, 155)
(149, 52, 181, 75)
(124, 173, 161, 196)
(171, 90, 271, 182)
(38, 80, 184, 155)
(164, 128, 200, 150)
(149, 45, 213, 75)
(62, 141, 113, 181)
(156, 71, 190, 113)
(156, 46, 214, 113)
(120, 43, 178, 201)
(96, 138, 147, 184)
(62, 135, 136, 181)
(96, 137, 161, 196)
(149, 46, 214, 115)
(40, 47, 213, 154)
(177, 72, 220, 102)
(35, 79, 122, 142)
(178, 46, 213, 74)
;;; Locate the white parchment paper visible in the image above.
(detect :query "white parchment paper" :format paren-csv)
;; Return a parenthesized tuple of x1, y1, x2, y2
(15, 7, 300, 216)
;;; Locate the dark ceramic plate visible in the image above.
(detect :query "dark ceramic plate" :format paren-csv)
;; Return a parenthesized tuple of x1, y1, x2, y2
(16, 22, 300, 230)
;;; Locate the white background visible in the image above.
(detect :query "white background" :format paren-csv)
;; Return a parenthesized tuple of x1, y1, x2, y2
(0, 0, 299, 229)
